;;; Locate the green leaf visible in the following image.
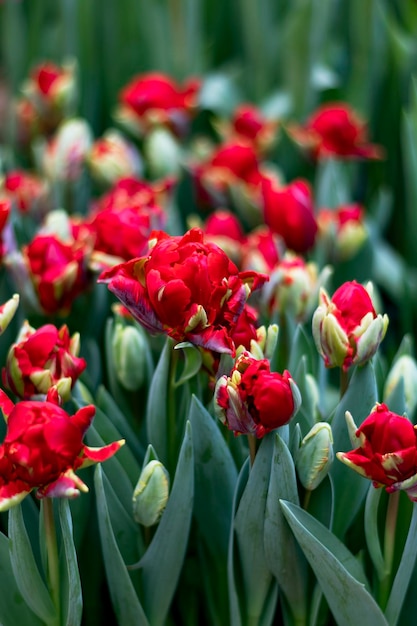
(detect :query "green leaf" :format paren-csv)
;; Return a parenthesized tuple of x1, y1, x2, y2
(94, 465, 150, 626)
(364, 486, 385, 580)
(385, 502, 417, 626)
(138, 422, 194, 626)
(173, 343, 203, 387)
(234, 435, 278, 624)
(96, 385, 145, 461)
(281, 501, 388, 626)
(330, 362, 378, 537)
(58, 500, 83, 626)
(145, 336, 173, 464)
(228, 458, 250, 626)
(0, 529, 43, 626)
(8, 504, 56, 625)
(188, 395, 237, 556)
(264, 435, 307, 623)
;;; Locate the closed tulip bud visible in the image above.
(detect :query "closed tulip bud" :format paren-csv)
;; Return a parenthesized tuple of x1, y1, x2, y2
(144, 127, 182, 178)
(87, 129, 143, 185)
(214, 352, 301, 438)
(43, 118, 93, 182)
(132, 460, 170, 527)
(295, 422, 334, 490)
(112, 323, 148, 391)
(0, 294, 19, 335)
(384, 355, 417, 415)
(312, 281, 388, 371)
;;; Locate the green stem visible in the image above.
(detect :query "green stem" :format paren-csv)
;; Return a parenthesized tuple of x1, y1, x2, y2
(167, 339, 180, 473)
(42, 499, 60, 624)
(248, 434, 258, 467)
(339, 368, 349, 398)
(303, 489, 312, 511)
(379, 490, 400, 610)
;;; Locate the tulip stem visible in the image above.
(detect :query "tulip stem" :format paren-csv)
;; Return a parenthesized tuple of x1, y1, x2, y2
(42, 499, 61, 624)
(248, 434, 258, 466)
(339, 368, 349, 398)
(380, 490, 400, 610)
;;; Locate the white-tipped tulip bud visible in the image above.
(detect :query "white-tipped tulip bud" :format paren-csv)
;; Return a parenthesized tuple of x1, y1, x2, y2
(295, 422, 334, 490)
(132, 460, 170, 527)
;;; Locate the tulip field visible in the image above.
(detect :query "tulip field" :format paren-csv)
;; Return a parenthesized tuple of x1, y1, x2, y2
(1, 1, 417, 625)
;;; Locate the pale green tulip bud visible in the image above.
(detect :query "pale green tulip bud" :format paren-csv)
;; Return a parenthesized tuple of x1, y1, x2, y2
(144, 127, 182, 178)
(112, 323, 147, 391)
(384, 355, 417, 415)
(295, 422, 334, 490)
(0, 294, 19, 335)
(132, 460, 170, 527)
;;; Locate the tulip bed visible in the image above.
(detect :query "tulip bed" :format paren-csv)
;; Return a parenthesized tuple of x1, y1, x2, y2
(1, 1, 417, 625)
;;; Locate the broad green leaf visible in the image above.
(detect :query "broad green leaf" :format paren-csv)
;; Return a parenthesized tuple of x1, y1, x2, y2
(145, 336, 173, 465)
(138, 422, 194, 626)
(96, 385, 145, 461)
(264, 435, 307, 623)
(234, 435, 278, 624)
(0, 530, 43, 626)
(173, 343, 203, 387)
(364, 487, 385, 580)
(228, 458, 250, 626)
(85, 421, 136, 515)
(385, 502, 417, 626)
(281, 501, 388, 626)
(188, 395, 237, 556)
(94, 465, 149, 626)
(8, 504, 56, 625)
(330, 362, 377, 537)
(58, 500, 83, 626)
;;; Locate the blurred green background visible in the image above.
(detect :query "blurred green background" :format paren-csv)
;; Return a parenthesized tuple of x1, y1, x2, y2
(1, 0, 417, 341)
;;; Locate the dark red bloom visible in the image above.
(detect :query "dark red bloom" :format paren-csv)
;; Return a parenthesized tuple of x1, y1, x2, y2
(2, 322, 86, 400)
(24, 233, 92, 315)
(98, 227, 268, 354)
(118, 72, 200, 135)
(0, 389, 123, 510)
(337, 404, 417, 500)
(214, 353, 300, 438)
(262, 176, 318, 253)
(290, 102, 383, 160)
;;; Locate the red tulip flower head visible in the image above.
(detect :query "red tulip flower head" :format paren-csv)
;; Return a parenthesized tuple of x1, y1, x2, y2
(337, 403, 417, 501)
(312, 281, 388, 371)
(2, 321, 86, 401)
(290, 102, 383, 160)
(214, 352, 301, 438)
(261, 176, 318, 253)
(0, 388, 124, 511)
(117, 72, 200, 136)
(99, 228, 268, 355)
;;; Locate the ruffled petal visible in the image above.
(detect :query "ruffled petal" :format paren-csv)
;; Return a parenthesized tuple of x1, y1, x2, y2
(0, 482, 31, 511)
(37, 469, 88, 499)
(78, 440, 125, 468)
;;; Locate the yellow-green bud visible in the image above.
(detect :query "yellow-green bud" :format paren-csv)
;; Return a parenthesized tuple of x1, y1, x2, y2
(112, 323, 147, 391)
(295, 422, 334, 490)
(132, 460, 170, 527)
(0, 294, 19, 335)
(384, 354, 417, 415)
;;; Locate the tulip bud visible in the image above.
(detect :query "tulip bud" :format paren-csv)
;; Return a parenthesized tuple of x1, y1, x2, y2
(132, 460, 170, 526)
(384, 355, 417, 415)
(312, 281, 388, 371)
(111, 323, 148, 391)
(144, 127, 182, 178)
(43, 118, 93, 182)
(214, 352, 301, 438)
(87, 129, 143, 185)
(295, 422, 334, 490)
(0, 294, 19, 335)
